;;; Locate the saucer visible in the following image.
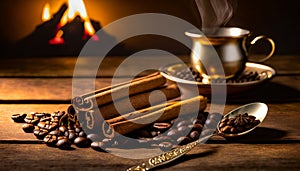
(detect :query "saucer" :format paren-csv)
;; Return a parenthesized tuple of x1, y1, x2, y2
(159, 62, 276, 96)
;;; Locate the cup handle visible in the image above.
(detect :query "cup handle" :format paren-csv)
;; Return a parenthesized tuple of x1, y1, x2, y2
(249, 35, 276, 62)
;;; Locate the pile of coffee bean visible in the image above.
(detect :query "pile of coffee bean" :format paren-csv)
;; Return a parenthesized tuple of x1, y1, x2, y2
(218, 113, 261, 134)
(12, 111, 91, 150)
(12, 111, 222, 151)
(91, 112, 222, 151)
(173, 67, 261, 83)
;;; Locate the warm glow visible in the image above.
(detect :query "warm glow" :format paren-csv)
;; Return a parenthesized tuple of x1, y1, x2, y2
(42, 3, 51, 22)
(42, 0, 97, 43)
(59, 0, 95, 35)
(49, 30, 65, 45)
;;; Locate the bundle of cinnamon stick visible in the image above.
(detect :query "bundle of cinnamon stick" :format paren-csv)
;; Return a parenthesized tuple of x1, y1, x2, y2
(72, 72, 207, 139)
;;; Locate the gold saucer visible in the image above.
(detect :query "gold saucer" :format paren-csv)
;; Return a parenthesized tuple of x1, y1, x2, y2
(159, 62, 276, 96)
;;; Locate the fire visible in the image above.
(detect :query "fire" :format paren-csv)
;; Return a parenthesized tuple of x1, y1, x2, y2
(42, 3, 51, 22)
(42, 0, 98, 44)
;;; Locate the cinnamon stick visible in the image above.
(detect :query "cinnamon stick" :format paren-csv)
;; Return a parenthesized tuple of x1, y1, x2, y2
(99, 84, 180, 120)
(103, 95, 207, 136)
(73, 72, 166, 110)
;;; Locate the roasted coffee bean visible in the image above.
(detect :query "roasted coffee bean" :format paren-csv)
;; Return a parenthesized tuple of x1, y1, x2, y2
(189, 131, 200, 140)
(52, 111, 65, 118)
(158, 141, 173, 149)
(218, 113, 261, 134)
(74, 137, 90, 148)
(34, 129, 49, 139)
(68, 131, 77, 142)
(11, 114, 27, 123)
(91, 141, 106, 151)
(189, 123, 204, 132)
(153, 135, 172, 142)
(56, 137, 72, 149)
(49, 130, 61, 136)
(176, 120, 188, 128)
(78, 131, 87, 137)
(24, 114, 39, 125)
(75, 127, 82, 133)
(35, 113, 46, 119)
(40, 116, 52, 122)
(22, 123, 35, 133)
(177, 126, 188, 135)
(58, 126, 67, 133)
(87, 134, 101, 142)
(166, 129, 178, 138)
(153, 122, 171, 131)
(43, 134, 58, 147)
(150, 131, 158, 137)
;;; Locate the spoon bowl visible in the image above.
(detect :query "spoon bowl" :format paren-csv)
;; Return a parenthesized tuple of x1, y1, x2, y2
(217, 102, 268, 138)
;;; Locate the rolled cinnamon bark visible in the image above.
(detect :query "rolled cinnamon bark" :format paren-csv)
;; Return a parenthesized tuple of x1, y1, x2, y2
(104, 95, 207, 136)
(99, 84, 180, 120)
(73, 72, 166, 110)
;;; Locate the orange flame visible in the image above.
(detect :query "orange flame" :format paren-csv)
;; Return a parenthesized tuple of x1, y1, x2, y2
(61, 0, 95, 36)
(42, 3, 51, 22)
(42, 0, 96, 37)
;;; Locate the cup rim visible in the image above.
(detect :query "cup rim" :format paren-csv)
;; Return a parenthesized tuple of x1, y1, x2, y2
(185, 27, 250, 38)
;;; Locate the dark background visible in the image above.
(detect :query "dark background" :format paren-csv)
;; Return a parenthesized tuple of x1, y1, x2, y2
(0, 0, 299, 57)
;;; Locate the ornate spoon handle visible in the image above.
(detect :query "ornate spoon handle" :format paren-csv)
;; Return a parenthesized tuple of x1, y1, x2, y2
(127, 134, 212, 171)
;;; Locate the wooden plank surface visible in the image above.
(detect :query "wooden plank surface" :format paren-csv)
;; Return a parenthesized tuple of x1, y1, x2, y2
(0, 144, 299, 170)
(0, 76, 299, 101)
(0, 55, 298, 77)
(1, 103, 299, 142)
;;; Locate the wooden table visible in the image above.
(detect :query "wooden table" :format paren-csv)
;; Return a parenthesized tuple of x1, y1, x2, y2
(0, 55, 299, 170)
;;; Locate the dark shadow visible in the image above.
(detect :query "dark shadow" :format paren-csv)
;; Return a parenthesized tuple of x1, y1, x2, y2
(227, 82, 300, 103)
(225, 127, 288, 143)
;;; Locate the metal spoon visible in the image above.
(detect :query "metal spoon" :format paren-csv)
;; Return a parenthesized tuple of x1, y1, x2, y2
(127, 102, 268, 171)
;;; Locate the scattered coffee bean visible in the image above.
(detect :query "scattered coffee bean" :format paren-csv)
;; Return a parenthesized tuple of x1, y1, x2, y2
(11, 114, 27, 123)
(153, 122, 171, 131)
(158, 141, 173, 149)
(56, 137, 72, 150)
(74, 137, 90, 148)
(22, 123, 35, 133)
(91, 141, 106, 151)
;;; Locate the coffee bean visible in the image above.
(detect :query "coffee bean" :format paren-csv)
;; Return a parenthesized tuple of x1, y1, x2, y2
(158, 141, 173, 149)
(74, 137, 90, 148)
(11, 114, 27, 123)
(56, 137, 72, 150)
(22, 123, 35, 133)
(78, 131, 86, 137)
(190, 123, 204, 132)
(189, 131, 200, 140)
(177, 126, 188, 136)
(153, 122, 171, 131)
(58, 126, 67, 133)
(91, 141, 106, 151)
(176, 120, 188, 128)
(34, 129, 49, 139)
(87, 134, 101, 142)
(166, 129, 178, 138)
(153, 135, 172, 142)
(218, 113, 261, 134)
(49, 130, 61, 136)
(68, 132, 77, 142)
(43, 134, 58, 147)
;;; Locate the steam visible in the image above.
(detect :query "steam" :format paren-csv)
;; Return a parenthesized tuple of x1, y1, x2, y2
(195, 0, 237, 28)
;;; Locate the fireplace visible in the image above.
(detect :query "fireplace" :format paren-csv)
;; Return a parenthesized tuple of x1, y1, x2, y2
(0, 0, 298, 57)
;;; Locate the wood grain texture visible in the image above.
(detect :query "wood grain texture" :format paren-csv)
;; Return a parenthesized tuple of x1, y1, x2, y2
(0, 144, 299, 171)
(0, 55, 298, 77)
(0, 76, 298, 101)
